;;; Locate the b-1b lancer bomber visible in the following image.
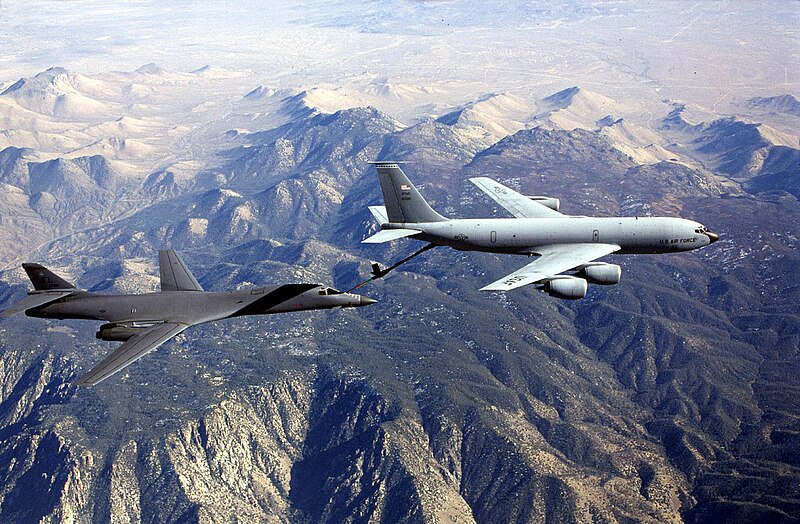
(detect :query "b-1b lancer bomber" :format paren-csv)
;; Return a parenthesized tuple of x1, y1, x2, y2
(363, 162, 718, 299)
(0, 250, 376, 386)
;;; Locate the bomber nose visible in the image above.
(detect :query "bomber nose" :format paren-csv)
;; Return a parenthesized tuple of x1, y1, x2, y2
(358, 296, 378, 306)
(705, 231, 719, 243)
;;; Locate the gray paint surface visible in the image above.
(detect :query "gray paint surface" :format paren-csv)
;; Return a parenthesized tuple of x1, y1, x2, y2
(1, 250, 376, 385)
(364, 163, 718, 294)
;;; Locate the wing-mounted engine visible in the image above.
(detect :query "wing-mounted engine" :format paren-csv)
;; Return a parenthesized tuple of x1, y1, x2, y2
(579, 262, 622, 285)
(526, 196, 560, 211)
(543, 276, 587, 299)
(96, 321, 160, 341)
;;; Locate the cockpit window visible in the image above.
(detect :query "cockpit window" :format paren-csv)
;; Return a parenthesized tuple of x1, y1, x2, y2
(318, 287, 341, 296)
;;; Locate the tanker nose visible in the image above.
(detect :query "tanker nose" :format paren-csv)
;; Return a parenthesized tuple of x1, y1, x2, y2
(359, 296, 378, 306)
(705, 231, 719, 243)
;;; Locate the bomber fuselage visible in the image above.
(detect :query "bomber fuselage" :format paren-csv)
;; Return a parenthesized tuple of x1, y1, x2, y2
(26, 284, 370, 325)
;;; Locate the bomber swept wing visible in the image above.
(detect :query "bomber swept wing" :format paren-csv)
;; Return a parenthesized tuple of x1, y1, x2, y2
(469, 177, 564, 218)
(76, 322, 189, 386)
(481, 243, 621, 291)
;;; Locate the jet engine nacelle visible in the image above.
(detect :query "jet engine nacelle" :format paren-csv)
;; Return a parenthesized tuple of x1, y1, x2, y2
(544, 276, 587, 300)
(526, 196, 560, 212)
(96, 323, 138, 342)
(580, 263, 622, 285)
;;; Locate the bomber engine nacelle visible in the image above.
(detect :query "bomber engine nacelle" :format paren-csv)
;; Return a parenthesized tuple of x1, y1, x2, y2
(544, 276, 587, 300)
(580, 263, 622, 285)
(96, 322, 142, 341)
(526, 196, 560, 211)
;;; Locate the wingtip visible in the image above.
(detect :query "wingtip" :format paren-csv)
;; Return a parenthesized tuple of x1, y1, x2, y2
(74, 370, 104, 387)
(74, 375, 97, 387)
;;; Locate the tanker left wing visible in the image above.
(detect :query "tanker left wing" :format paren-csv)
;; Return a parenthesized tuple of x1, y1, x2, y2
(481, 243, 620, 291)
(76, 321, 189, 386)
(469, 177, 564, 219)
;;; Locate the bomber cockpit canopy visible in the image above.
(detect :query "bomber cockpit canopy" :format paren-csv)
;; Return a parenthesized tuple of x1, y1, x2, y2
(318, 287, 341, 296)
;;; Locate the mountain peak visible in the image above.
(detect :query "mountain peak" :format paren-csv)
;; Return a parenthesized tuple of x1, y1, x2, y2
(542, 86, 615, 113)
(0, 78, 25, 96)
(543, 85, 581, 105)
(2, 67, 77, 96)
(191, 65, 243, 79)
(279, 88, 364, 118)
(747, 94, 800, 116)
(243, 85, 277, 101)
(432, 93, 533, 151)
(135, 63, 165, 75)
(0, 68, 115, 119)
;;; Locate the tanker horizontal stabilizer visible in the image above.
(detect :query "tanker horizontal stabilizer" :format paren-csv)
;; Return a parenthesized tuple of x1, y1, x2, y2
(368, 206, 389, 225)
(362, 228, 422, 244)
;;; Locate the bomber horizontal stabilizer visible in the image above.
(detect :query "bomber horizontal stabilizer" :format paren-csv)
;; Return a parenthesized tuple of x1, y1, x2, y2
(362, 228, 422, 244)
(0, 291, 76, 317)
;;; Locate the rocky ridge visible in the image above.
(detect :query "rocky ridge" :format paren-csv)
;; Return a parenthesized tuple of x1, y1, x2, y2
(0, 70, 799, 522)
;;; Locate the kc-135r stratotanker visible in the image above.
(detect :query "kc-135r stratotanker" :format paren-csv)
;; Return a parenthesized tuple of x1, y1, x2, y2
(363, 163, 718, 298)
(0, 250, 376, 386)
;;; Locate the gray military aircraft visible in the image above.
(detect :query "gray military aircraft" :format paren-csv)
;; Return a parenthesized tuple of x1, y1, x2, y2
(363, 162, 719, 299)
(0, 250, 376, 386)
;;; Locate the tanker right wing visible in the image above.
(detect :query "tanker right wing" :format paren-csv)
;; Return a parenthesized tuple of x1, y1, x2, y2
(481, 243, 620, 291)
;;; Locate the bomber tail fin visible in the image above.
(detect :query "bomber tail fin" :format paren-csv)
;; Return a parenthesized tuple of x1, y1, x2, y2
(372, 162, 448, 224)
(22, 263, 75, 291)
(159, 250, 203, 292)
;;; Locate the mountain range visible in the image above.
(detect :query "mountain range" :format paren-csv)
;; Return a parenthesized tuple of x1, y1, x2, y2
(0, 65, 798, 523)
